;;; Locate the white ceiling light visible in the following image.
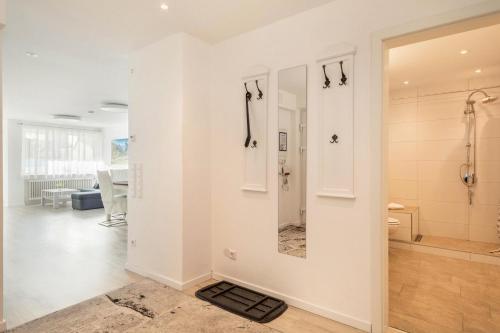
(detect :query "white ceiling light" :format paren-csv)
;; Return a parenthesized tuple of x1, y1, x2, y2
(26, 51, 39, 58)
(475, 68, 482, 74)
(53, 114, 82, 122)
(403, 81, 409, 85)
(160, 3, 169, 11)
(100, 102, 128, 113)
(459, 49, 468, 55)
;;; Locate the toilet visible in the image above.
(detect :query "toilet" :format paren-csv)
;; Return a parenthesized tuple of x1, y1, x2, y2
(388, 217, 400, 236)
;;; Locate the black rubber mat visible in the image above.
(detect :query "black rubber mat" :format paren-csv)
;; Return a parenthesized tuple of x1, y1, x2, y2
(195, 281, 288, 323)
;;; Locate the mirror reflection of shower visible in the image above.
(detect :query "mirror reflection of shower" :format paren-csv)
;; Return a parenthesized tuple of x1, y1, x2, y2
(278, 65, 307, 259)
(460, 89, 498, 205)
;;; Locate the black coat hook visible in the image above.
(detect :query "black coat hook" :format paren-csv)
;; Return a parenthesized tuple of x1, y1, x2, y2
(322, 65, 331, 89)
(339, 61, 347, 86)
(256, 80, 263, 100)
(244, 83, 252, 148)
(330, 134, 339, 143)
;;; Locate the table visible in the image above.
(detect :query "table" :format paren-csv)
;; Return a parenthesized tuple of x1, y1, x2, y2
(41, 188, 79, 208)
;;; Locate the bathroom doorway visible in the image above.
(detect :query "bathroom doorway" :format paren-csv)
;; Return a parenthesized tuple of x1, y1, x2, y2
(383, 14, 500, 333)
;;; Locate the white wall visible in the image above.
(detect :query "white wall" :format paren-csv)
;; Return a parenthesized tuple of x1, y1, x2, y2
(5, 120, 21, 206)
(0, 0, 5, 26)
(181, 35, 212, 282)
(389, 76, 500, 243)
(103, 125, 128, 167)
(209, 0, 487, 330)
(128, 34, 184, 284)
(127, 33, 211, 287)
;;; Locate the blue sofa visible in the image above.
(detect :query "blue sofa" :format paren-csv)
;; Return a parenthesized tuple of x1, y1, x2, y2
(71, 189, 104, 210)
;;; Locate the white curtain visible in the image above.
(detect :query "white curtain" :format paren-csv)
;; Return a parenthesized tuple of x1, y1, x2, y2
(21, 125, 104, 177)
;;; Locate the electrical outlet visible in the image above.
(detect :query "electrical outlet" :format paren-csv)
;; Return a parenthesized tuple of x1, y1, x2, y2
(224, 248, 237, 260)
(130, 240, 137, 247)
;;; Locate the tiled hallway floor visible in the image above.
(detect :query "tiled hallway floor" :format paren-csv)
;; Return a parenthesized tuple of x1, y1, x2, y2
(389, 248, 500, 333)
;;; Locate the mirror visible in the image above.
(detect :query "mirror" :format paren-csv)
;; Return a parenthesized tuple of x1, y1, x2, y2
(278, 65, 307, 258)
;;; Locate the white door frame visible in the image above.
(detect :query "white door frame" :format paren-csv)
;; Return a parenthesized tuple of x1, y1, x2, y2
(370, 2, 500, 332)
(0, 6, 6, 330)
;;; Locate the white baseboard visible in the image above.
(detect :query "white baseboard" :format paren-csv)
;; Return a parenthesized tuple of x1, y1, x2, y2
(212, 272, 371, 332)
(125, 263, 183, 290)
(125, 263, 212, 291)
(181, 272, 213, 290)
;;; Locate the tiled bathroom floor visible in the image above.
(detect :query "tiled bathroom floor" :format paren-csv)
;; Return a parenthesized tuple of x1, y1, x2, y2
(419, 235, 500, 257)
(389, 247, 500, 333)
(278, 225, 306, 258)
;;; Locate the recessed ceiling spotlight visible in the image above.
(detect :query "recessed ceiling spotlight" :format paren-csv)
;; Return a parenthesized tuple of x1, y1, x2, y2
(26, 51, 39, 58)
(403, 81, 409, 85)
(160, 3, 169, 11)
(475, 68, 482, 74)
(460, 49, 469, 55)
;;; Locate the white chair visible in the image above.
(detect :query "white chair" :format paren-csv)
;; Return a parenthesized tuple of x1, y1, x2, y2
(97, 170, 127, 227)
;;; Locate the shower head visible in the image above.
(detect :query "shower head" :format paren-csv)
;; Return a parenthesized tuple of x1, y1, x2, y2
(481, 95, 498, 104)
(466, 89, 497, 105)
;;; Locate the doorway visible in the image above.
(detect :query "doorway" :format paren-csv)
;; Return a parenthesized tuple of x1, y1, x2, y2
(380, 11, 500, 333)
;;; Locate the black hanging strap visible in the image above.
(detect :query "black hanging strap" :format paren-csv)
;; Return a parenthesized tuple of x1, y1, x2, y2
(339, 61, 347, 86)
(244, 83, 252, 148)
(322, 65, 331, 89)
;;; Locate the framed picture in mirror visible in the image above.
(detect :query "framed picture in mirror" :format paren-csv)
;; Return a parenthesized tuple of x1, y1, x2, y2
(279, 132, 287, 151)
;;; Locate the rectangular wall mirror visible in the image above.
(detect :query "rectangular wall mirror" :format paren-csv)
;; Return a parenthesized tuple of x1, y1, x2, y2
(278, 65, 307, 258)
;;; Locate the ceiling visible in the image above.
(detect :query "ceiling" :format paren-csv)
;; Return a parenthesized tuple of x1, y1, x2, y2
(389, 24, 500, 89)
(6, 0, 334, 59)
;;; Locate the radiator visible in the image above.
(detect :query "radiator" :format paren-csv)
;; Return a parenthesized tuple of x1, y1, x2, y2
(24, 177, 96, 205)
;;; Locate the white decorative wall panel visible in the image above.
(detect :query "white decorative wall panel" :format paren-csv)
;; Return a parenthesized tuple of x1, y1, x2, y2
(241, 66, 269, 192)
(317, 44, 356, 199)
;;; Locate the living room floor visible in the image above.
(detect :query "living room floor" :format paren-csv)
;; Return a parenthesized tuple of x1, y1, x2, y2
(4, 205, 139, 329)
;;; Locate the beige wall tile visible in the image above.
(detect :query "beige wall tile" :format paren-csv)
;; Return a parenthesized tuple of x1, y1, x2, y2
(419, 221, 468, 240)
(388, 101, 417, 124)
(418, 161, 462, 182)
(469, 224, 500, 244)
(419, 201, 468, 224)
(417, 119, 465, 141)
(477, 138, 500, 161)
(420, 181, 468, 203)
(477, 162, 500, 182)
(474, 182, 500, 205)
(390, 179, 418, 200)
(389, 123, 417, 142)
(389, 160, 418, 181)
(417, 140, 464, 161)
(470, 204, 499, 226)
(418, 93, 467, 122)
(477, 117, 500, 139)
(389, 142, 417, 161)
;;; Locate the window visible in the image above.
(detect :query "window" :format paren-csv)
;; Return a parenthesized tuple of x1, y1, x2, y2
(21, 125, 104, 177)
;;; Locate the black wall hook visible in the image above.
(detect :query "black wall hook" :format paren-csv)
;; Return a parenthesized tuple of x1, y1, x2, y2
(339, 61, 347, 86)
(251, 140, 258, 148)
(255, 80, 263, 100)
(244, 83, 252, 148)
(245, 82, 252, 101)
(322, 65, 331, 89)
(330, 134, 339, 143)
